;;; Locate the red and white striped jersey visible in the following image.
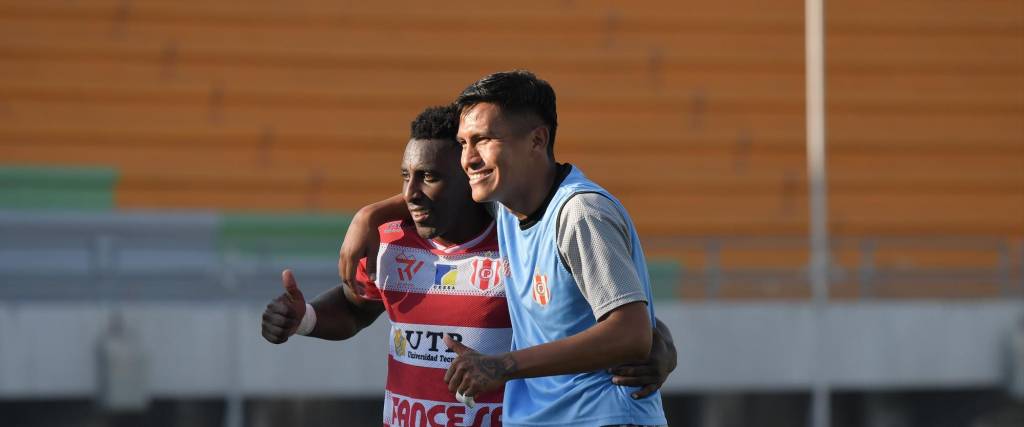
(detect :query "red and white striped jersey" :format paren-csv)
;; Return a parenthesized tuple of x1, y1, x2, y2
(361, 219, 510, 427)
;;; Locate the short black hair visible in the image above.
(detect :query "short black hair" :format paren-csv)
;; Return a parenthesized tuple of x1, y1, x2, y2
(455, 70, 558, 157)
(410, 104, 459, 144)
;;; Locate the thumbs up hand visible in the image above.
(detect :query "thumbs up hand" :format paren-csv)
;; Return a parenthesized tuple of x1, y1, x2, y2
(443, 334, 516, 400)
(261, 269, 308, 344)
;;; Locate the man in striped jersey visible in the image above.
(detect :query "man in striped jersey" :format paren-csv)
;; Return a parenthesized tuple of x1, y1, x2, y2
(264, 104, 675, 426)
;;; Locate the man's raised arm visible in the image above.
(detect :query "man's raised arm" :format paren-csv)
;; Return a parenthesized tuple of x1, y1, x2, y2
(338, 194, 409, 296)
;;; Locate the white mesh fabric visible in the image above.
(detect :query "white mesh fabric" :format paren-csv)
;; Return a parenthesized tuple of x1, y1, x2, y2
(556, 193, 649, 320)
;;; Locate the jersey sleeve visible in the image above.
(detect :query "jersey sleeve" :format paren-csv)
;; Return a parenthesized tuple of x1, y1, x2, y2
(356, 257, 383, 301)
(556, 193, 648, 320)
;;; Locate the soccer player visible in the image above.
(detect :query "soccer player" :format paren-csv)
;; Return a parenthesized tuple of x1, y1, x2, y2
(263, 104, 674, 426)
(341, 71, 670, 426)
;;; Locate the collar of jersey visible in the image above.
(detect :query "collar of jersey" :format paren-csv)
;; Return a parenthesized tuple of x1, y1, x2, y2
(428, 220, 496, 253)
(518, 162, 573, 231)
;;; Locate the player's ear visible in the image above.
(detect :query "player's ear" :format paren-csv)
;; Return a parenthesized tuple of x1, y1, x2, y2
(529, 125, 550, 156)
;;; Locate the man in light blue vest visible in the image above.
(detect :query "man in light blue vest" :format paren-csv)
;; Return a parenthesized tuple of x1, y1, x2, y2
(438, 70, 667, 427)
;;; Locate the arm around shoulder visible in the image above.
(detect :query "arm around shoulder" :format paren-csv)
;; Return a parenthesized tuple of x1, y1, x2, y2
(443, 301, 653, 398)
(339, 193, 409, 294)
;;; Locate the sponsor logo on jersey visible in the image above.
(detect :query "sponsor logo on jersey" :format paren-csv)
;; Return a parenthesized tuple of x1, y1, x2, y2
(532, 271, 549, 306)
(385, 392, 503, 427)
(396, 252, 425, 281)
(391, 325, 464, 365)
(433, 264, 458, 291)
(470, 258, 502, 291)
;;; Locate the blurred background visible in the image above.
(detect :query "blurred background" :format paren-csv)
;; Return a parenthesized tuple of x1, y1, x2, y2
(0, 0, 1022, 426)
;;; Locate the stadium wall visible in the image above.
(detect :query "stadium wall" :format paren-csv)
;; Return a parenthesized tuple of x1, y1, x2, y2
(2, 301, 1021, 397)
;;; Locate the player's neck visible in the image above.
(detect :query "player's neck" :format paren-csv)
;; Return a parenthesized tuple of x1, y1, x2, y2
(432, 204, 492, 247)
(506, 161, 557, 221)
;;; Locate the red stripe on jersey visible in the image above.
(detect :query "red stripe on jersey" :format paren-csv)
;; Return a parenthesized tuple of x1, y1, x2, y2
(381, 291, 511, 328)
(386, 356, 504, 404)
(356, 257, 383, 302)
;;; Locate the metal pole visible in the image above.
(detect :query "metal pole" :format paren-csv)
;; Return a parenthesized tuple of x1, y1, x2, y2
(805, 0, 830, 426)
(223, 303, 244, 427)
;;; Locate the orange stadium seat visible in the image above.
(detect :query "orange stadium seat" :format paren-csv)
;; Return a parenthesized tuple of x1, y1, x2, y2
(0, 0, 1020, 299)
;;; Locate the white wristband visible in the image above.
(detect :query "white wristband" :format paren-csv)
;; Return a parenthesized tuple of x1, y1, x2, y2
(456, 391, 475, 408)
(296, 303, 317, 336)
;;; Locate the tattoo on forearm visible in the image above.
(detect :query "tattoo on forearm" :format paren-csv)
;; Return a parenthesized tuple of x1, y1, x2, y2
(468, 354, 517, 385)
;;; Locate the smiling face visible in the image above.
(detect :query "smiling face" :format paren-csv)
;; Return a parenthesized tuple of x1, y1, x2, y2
(457, 102, 548, 205)
(401, 138, 475, 241)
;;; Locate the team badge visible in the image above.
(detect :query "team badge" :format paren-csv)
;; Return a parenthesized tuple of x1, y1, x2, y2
(532, 272, 550, 306)
(470, 258, 502, 291)
(433, 264, 458, 290)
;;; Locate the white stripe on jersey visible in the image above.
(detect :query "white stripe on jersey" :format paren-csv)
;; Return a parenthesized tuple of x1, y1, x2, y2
(389, 322, 512, 370)
(377, 243, 506, 297)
